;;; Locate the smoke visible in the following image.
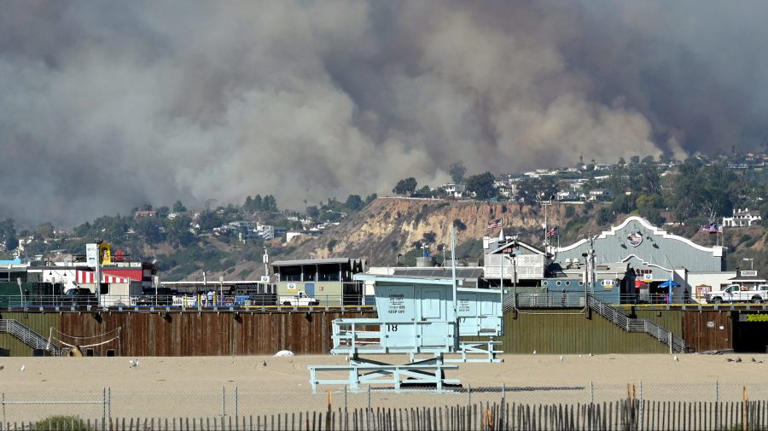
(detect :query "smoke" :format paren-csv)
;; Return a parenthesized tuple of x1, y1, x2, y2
(1, 0, 765, 226)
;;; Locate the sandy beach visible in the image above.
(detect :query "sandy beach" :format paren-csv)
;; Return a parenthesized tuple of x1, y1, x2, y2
(1, 353, 765, 421)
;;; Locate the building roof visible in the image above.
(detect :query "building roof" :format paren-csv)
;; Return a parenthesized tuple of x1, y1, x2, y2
(727, 275, 767, 283)
(272, 258, 358, 267)
(392, 267, 484, 279)
(488, 239, 546, 256)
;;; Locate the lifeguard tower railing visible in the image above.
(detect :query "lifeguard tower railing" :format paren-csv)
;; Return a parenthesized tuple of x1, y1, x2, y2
(308, 275, 504, 392)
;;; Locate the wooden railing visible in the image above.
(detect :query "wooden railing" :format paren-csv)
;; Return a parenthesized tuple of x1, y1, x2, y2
(5, 399, 768, 430)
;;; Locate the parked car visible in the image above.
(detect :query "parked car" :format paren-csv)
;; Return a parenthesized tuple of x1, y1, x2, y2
(133, 288, 176, 306)
(279, 292, 320, 306)
(60, 288, 97, 308)
(706, 284, 768, 304)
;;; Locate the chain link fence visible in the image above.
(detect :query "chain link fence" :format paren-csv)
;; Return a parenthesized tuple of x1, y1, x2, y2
(3, 382, 768, 423)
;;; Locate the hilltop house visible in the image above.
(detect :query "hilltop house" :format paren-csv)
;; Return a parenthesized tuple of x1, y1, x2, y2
(722, 208, 762, 228)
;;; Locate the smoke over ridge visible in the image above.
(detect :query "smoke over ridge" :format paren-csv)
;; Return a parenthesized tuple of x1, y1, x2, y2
(1, 0, 766, 226)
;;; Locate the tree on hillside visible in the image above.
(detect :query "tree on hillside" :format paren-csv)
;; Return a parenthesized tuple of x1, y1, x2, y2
(465, 172, 496, 200)
(364, 193, 377, 205)
(172, 200, 187, 213)
(393, 177, 417, 195)
(422, 231, 437, 245)
(262, 195, 278, 212)
(668, 159, 736, 223)
(453, 219, 467, 231)
(306, 205, 320, 219)
(345, 194, 364, 212)
(0, 218, 18, 251)
(760, 203, 768, 227)
(449, 162, 466, 184)
(197, 210, 224, 231)
(167, 215, 195, 247)
(596, 207, 612, 225)
(134, 218, 163, 244)
(34, 223, 55, 239)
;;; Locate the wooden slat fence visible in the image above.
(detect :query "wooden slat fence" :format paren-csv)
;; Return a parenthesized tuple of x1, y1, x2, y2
(4, 399, 768, 430)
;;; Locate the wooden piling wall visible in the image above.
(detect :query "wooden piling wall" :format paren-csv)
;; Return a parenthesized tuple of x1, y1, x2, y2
(57, 310, 375, 356)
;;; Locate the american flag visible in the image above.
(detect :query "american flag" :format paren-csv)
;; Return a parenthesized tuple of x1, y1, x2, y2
(701, 222, 722, 234)
(546, 225, 560, 238)
(487, 218, 503, 229)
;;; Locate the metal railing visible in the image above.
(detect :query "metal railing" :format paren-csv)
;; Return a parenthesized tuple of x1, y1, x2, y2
(510, 293, 587, 309)
(0, 294, 371, 311)
(587, 295, 686, 352)
(0, 319, 59, 355)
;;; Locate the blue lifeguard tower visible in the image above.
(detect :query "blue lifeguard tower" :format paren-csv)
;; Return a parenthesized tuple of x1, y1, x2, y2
(308, 233, 504, 392)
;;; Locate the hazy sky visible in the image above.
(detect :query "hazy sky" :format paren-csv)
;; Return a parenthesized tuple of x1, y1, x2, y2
(2, 1, 766, 226)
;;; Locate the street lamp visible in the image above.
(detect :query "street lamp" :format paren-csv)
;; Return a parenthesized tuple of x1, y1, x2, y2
(16, 277, 24, 308)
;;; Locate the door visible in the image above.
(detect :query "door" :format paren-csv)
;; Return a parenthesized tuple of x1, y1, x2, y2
(420, 288, 446, 348)
(421, 289, 443, 320)
(724, 286, 735, 302)
(305, 283, 315, 297)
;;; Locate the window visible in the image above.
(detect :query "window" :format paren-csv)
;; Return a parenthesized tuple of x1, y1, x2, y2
(303, 266, 316, 281)
(318, 264, 340, 282)
(279, 266, 301, 282)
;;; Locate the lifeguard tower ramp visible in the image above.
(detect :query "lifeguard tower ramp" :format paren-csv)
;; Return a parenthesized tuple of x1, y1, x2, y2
(308, 274, 503, 392)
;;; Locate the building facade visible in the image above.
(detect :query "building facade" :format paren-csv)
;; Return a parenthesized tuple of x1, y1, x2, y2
(552, 216, 727, 302)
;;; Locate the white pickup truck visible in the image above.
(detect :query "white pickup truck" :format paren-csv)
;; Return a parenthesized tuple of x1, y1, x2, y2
(706, 284, 768, 304)
(279, 292, 320, 306)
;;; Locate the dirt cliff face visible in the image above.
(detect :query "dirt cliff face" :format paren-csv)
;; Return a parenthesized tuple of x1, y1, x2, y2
(288, 197, 582, 265)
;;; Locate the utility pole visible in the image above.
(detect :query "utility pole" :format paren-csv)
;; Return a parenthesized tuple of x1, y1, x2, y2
(263, 247, 270, 276)
(541, 195, 552, 248)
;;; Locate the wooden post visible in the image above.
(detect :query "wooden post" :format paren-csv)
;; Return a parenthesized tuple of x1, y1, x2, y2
(743, 386, 748, 431)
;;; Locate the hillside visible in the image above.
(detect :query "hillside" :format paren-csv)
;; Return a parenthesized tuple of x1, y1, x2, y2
(283, 197, 595, 266)
(274, 198, 768, 277)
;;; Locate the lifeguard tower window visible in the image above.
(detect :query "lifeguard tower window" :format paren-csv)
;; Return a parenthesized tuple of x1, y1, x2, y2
(281, 266, 301, 281)
(303, 266, 316, 281)
(318, 264, 340, 281)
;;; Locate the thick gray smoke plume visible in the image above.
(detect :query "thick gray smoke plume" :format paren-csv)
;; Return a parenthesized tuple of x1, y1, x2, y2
(1, 1, 765, 226)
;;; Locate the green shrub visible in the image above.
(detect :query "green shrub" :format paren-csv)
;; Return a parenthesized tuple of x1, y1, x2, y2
(35, 416, 86, 430)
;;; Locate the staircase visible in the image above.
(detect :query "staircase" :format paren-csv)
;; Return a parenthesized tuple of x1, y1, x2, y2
(587, 295, 686, 353)
(0, 319, 60, 356)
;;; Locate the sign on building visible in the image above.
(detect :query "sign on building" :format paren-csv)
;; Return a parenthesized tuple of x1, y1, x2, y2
(86, 243, 98, 266)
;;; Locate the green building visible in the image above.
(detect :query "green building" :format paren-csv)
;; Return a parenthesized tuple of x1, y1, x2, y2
(272, 258, 364, 305)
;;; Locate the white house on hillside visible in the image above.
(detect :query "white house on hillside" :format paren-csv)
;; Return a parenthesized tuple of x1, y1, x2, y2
(723, 208, 762, 227)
